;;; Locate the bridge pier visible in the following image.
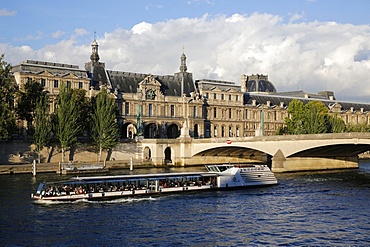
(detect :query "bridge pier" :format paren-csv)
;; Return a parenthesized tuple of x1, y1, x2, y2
(272, 150, 359, 172)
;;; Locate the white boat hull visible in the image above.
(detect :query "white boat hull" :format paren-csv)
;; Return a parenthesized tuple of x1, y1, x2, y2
(31, 164, 278, 202)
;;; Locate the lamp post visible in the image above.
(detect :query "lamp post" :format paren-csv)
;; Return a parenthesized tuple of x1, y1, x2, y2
(137, 90, 143, 137)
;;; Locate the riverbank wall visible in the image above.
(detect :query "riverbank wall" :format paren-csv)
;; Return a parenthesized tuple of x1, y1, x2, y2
(0, 160, 154, 175)
(0, 140, 141, 164)
(0, 140, 150, 175)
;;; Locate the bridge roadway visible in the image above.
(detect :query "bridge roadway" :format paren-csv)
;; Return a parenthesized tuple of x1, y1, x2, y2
(141, 132, 370, 172)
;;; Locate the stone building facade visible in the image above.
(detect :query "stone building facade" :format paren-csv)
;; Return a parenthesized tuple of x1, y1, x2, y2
(11, 39, 370, 141)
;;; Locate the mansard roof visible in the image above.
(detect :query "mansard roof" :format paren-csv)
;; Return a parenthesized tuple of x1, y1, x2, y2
(244, 92, 370, 112)
(195, 79, 242, 93)
(245, 74, 276, 93)
(107, 70, 195, 97)
(12, 60, 88, 79)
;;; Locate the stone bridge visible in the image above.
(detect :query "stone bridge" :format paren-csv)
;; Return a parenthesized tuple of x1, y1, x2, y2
(140, 133, 370, 172)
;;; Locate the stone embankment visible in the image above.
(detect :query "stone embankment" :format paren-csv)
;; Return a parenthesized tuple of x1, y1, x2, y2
(0, 140, 149, 175)
(0, 160, 154, 175)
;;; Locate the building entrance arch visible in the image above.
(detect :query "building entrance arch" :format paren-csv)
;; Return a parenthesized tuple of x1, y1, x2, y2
(121, 122, 136, 139)
(194, 124, 199, 138)
(164, 147, 172, 165)
(167, 124, 180, 139)
(144, 146, 151, 161)
(144, 123, 157, 138)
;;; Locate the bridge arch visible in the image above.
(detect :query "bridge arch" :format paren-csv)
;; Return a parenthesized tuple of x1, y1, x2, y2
(192, 144, 270, 164)
(287, 143, 370, 158)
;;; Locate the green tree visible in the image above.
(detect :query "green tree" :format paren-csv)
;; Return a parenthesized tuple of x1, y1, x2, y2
(285, 99, 306, 134)
(285, 100, 333, 135)
(16, 80, 45, 134)
(90, 88, 118, 162)
(33, 94, 52, 163)
(303, 101, 328, 134)
(346, 122, 370, 132)
(74, 88, 91, 137)
(327, 114, 346, 133)
(0, 54, 16, 140)
(55, 84, 82, 163)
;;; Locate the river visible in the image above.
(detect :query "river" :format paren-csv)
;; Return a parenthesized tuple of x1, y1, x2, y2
(1, 162, 370, 246)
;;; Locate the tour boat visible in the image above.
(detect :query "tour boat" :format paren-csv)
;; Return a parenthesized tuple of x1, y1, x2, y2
(31, 164, 278, 202)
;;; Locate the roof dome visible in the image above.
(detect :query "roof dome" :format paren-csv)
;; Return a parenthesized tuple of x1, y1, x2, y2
(245, 74, 276, 93)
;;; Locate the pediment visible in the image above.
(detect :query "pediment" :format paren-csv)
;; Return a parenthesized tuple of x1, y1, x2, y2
(36, 71, 53, 77)
(330, 102, 343, 112)
(209, 86, 222, 92)
(61, 73, 79, 79)
(139, 74, 161, 86)
(226, 88, 237, 93)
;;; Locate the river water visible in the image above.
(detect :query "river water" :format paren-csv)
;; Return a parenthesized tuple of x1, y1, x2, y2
(1, 162, 370, 246)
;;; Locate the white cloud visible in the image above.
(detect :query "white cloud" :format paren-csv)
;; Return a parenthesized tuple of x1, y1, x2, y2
(131, 22, 152, 34)
(289, 12, 305, 23)
(51, 31, 65, 39)
(0, 8, 16, 16)
(74, 28, 88, 36)
(2, 13, 370, 102)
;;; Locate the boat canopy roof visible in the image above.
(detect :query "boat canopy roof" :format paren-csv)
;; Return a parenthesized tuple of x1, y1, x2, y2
(43, 172, 219, 185)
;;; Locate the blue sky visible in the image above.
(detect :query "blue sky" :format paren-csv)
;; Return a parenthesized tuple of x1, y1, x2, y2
(1, 0, 370, 102)
(2, 0, 370, 49)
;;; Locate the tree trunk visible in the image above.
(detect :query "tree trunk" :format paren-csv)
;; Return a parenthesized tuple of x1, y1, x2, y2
(98, 147, 103, 163)
(61, 147, 65, 163)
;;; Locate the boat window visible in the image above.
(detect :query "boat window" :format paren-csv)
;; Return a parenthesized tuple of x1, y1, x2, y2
(218, 166, 228, 172)
(36, 183, 45, 195)
(210, 166, 219, 172)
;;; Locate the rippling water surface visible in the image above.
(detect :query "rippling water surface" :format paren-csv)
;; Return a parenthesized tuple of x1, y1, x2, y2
(1, 163, 370, 246)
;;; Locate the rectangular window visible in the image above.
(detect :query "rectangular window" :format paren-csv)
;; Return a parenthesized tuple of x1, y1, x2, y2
(229, 109, 232, 119)
(148, 104, 153, 117)
(221, 94, 224, 100)
(245, 109, 248, 119)
(78, 82, 83, 89)
(54, 80, 58, 88)
(170, 105, 175, 117)
(205, 92, 209, 99)
(213, 93, 217, 100)
(125, 102, 129, 115)
(66, 81, 71, 88)
(193, 106, 197, 118)
(236, 95, 239, 101)
(213, 108, 217, 118)
(41, 78, 46, 87)
(229, 95, 232, 101)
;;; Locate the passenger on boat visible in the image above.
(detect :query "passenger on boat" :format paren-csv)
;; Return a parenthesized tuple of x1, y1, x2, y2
(77, 186, 84, 194)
